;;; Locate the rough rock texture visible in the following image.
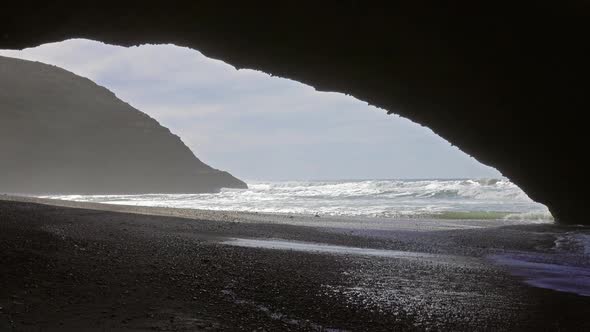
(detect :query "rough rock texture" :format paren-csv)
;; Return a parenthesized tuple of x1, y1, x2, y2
(0, 56, 246, 194)
(0, 2, 588, 223)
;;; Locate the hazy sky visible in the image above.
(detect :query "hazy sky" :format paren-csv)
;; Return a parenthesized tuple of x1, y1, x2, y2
(0, 39, 501, 181)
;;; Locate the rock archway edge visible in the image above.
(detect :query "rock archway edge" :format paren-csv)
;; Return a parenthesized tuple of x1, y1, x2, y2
(1, 2, 587, 224)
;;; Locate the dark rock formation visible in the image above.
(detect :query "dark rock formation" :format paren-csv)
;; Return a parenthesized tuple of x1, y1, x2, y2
(0, 56, 246, 194)
(0, 2, 588, 223)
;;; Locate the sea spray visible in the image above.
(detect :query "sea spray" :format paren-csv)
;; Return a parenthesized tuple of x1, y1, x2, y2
(43, 178, 552, 222)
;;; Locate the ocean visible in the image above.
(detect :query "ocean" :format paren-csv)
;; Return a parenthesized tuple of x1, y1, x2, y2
(43, 178, 553, 222)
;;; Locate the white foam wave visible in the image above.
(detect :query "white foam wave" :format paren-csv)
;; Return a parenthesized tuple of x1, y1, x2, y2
(42, 178, 551, 221)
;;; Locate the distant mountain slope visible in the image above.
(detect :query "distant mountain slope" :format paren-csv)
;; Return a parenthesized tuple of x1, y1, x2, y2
(0, 56, 246, 194)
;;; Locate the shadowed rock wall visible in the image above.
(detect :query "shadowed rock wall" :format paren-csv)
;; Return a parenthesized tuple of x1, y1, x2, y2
(0, 56, 246, 194)
(0, 2, 587, 223)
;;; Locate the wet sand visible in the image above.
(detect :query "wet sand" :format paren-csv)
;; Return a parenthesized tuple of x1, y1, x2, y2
(1, 196, 590, 331)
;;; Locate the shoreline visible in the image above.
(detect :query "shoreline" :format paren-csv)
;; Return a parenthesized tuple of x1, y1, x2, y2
(1, 195, 589, 330)
(0, 194, 551, 232)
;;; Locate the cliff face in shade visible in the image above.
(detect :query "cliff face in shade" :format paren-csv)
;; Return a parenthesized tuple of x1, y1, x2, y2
(0, 56, 247, 194)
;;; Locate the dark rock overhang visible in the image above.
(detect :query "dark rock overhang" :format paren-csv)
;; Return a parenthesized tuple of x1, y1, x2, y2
(1, 2, 588, 223)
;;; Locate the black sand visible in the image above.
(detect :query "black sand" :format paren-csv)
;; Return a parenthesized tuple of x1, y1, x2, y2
(1, 196, 589, 331)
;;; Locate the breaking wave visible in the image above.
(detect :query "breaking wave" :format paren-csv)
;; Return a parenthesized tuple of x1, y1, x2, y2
(43, 178, 552, 222)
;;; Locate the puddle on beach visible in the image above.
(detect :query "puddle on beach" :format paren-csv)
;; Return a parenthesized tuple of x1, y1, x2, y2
(490, 254, 590, 296)
(222, 238, 439, 259)
(490, 233, 590, 297)
(221, 238, 481, 267)
(225, 235, 590, 298)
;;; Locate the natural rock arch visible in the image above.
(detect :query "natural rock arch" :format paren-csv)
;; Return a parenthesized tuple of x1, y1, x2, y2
(1, 2, 588, 223)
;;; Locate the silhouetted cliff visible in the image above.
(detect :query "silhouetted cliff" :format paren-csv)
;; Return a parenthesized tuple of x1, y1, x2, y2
(0, 56, 247, 194)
